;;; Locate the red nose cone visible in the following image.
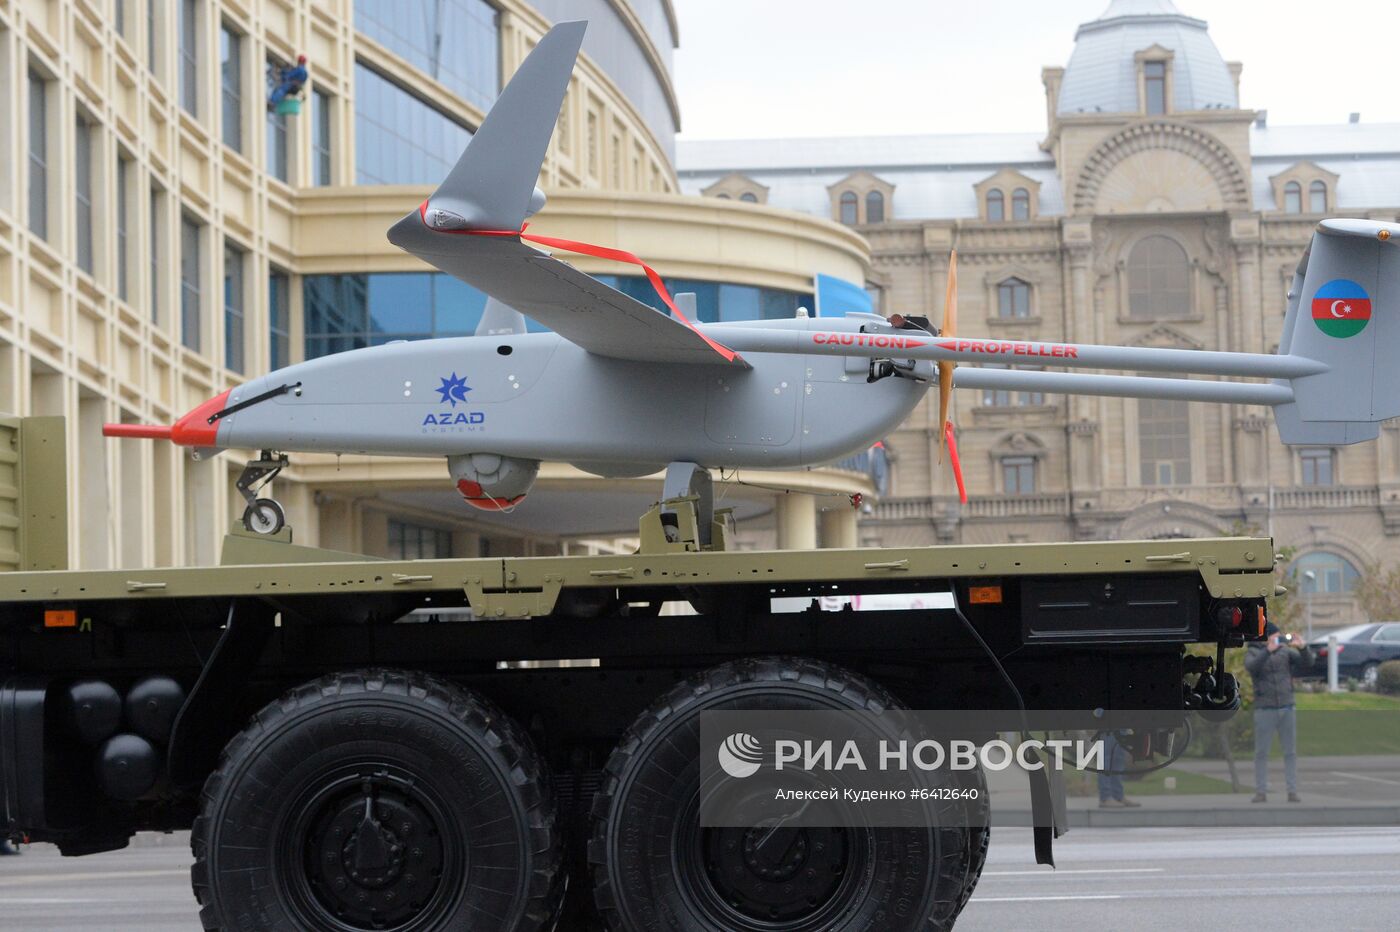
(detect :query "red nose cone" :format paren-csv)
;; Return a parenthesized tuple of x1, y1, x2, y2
(103, 389, 230, 445)
(456, 479, 525, 511)
(171, 390, 231, 446)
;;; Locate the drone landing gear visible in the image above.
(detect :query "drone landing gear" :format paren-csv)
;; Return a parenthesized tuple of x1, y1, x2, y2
(237, 450, 289, 535)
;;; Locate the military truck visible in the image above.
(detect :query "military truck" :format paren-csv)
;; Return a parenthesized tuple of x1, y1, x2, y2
(0, 415, 1269, 930)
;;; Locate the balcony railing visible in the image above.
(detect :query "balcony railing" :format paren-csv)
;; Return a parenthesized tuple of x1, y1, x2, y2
(1271, 487, 1379, 510)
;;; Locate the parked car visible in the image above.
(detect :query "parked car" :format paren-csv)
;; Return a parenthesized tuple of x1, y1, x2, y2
(1305, 622, 1400, 686)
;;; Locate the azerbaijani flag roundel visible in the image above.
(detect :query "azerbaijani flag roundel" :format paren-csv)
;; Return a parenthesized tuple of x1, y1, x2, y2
(1311, 279, 1372, 338)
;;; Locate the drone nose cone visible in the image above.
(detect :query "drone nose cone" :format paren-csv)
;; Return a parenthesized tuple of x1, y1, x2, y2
(102, 389, 230, 444)
(170, 390, 231, 446)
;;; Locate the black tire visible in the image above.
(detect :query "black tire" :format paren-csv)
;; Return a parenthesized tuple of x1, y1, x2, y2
(242, 498, 285, 535)
(191, 669, 562, 932)
(588, 657, 984, 931)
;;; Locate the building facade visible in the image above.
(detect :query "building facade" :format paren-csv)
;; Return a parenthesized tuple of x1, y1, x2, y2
(0, 0, 877, 570)
(680, 0, 1400, 627)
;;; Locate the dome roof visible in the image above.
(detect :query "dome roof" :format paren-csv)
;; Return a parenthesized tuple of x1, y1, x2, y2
(1057, 0, 1237, 116)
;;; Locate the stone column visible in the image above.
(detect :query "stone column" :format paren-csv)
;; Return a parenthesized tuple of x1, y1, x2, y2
(776, 493, 817, 550)
(819, 506, 858, 549)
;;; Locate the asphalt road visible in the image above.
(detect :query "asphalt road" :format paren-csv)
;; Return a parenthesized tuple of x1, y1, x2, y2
(0, 826, 1396, 930)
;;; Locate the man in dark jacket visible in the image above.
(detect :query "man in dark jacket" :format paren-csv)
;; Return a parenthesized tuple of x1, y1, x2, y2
(1244, 621, 1313, 802)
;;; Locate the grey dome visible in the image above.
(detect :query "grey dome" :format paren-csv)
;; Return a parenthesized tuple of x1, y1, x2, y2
(1057, 0, 1238, 116)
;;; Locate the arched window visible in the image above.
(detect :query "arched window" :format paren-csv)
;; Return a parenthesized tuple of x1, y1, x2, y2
(986, 189, 1004, 221)
(714, 193, 731, 199)
(1139, 393, 1191, 486)
(997, 278, 1030, 318)
(839, 190, 858, 225)
(1295, 551, 1360, 594)
(866, 190, 885, 223)
(1309, 180, 1327, 213)
(1011, 187, 1030, 220)
(1127, 235, 1190, 319)
(739, 192, 757, 203)
(1283, 181, 1302, 213)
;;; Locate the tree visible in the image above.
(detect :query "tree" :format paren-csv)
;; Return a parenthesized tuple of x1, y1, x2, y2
(1354, 562, 1400, 621)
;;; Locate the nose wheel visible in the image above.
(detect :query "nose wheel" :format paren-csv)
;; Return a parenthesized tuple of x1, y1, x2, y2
(237, 450, 289, 535)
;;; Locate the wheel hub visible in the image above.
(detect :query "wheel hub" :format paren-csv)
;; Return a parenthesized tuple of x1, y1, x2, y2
(290, 770, 452, 930)
(702, 824, 853, 924)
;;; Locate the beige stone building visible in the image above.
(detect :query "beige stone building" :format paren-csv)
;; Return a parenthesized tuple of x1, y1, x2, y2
(681, 0, 1400, 628)
(0, 0, 877, 570)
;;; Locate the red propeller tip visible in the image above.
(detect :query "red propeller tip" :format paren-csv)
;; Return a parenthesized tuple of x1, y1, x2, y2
(944, 421, 967, 505)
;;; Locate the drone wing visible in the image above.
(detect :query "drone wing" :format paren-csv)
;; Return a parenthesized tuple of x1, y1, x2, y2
(387, 21, 744, 368)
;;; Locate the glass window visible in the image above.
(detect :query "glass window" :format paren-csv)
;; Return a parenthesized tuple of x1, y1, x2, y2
(147, 0, 159, 74)
(1127, 235, 1189, 318)
(1283, 181, 1302, 214)
(269, 269, 290, 370)
(354, 64, 474, 185)
(313, 88, 332, 185)
(223, 244, 244, 372)
(28, 69, 47, 239)
(220, 23, 241, 151)
(1002, 456, 1036, 494)
(75, 114, 94, 274)
(355, 0, 500, 110)
(739, 192, 758, 203)
(150, 187, 162, 322)
(1373, 623, 1400, 643)
(117, 155, 131, 301)
(267, 58, 288, 182)
(1309, 180, 1327, 213)
(116, 0, 126, 37)
(1296, 552, 1360, 594)
(388, 519, 453, 560)
(986, 188, 1004, 221)
(1139, 394, 1191, 485)
(997, 278, 1030, 318)
(1300, 448, 1335, 486)
(1144, 60, 1167, 114)
(180, 0, 198, 116)
(839, 191, 857, 225)
(180, 215, 201, 350)
(866, 190, 885, 223)
(303, 272, 814, 358)
(1011, 187, 1030, 220)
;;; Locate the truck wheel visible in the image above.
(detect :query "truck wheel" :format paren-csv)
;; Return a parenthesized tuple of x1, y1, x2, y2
(191, 669, 561, 932)
(589, 657, 982, 931)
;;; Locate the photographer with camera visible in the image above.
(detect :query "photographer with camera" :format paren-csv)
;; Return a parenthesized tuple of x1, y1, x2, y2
(1245, 621, 1313, 803)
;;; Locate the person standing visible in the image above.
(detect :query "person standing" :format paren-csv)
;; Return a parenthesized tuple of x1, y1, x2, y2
(1097, 731, 1141, 809)
(1245, 622, 1313, 802)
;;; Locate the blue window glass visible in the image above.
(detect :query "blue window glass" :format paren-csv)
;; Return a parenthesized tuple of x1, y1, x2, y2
(355, 0, 499, 110)
(269, 269, 290, 370)
(303, 272, 812, 359)
(354, 63, 473, 185)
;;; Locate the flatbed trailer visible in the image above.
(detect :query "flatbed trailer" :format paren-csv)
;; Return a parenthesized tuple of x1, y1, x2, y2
(0, 416, 1271, 930)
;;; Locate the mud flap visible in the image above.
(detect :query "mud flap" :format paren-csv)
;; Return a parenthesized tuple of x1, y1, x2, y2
(1027, 747, 1068, 867)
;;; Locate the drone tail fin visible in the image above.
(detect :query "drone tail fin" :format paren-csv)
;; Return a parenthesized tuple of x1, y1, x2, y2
(1274, 219, 1400, 445)
(392, 21, 584, 238)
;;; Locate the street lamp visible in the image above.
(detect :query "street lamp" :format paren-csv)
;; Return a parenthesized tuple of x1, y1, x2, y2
(1302, 569, 1316, 641)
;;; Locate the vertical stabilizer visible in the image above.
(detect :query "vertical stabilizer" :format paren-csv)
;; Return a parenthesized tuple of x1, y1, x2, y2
(1277, 219, 1400, 441)
(417, 21, 585, 233)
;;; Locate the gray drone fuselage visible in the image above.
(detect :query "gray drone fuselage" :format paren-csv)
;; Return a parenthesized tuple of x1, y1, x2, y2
(215, 314, 924, 477)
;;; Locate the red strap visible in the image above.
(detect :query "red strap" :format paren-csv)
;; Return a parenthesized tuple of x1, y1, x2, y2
(944, 421, 967, 504)
(419, 202, 738, 363)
